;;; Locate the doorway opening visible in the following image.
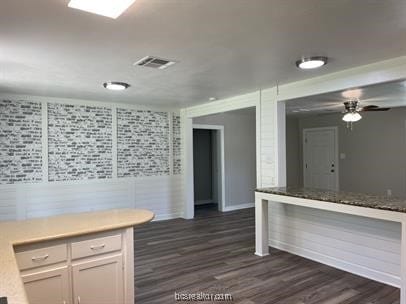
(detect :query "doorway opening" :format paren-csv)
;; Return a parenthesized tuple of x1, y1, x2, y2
(192, 125, 225, 214)
(190, 107, 257, 218)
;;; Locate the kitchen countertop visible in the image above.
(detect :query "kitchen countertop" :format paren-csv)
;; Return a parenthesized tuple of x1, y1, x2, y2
(256, 187, 406, 213)
(0, 209, 154, 304)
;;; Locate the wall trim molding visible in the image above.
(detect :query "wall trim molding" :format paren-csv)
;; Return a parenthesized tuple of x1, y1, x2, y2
(223, 203, 254, 212)
(0, 174, 183, 189)
(40, 100, 49, 183)
(269, 239, 400, 288)
(153, 212, 184, 221)
(111, 104, 118, 178)
(0, 93, 180, 113)
(169, 112, 174, 175)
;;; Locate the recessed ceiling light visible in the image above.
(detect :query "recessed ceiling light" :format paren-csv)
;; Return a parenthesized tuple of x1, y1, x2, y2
(209, 97, 217, 101)
(296, 56, 328, 70)
(103, 82, 130, 91)
(68, 0, 136, 19)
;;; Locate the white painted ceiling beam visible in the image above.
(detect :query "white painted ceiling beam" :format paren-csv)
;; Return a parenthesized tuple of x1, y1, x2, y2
(277, 56, 406, 102)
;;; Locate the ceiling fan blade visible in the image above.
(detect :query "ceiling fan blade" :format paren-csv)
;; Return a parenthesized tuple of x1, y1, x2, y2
(361, 107, 391, 112)
(360, 105, 379, 110)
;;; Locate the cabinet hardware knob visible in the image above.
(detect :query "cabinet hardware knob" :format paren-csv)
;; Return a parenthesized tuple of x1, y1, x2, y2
(90, 244, 106, 250)
(31, 254, 49, 261)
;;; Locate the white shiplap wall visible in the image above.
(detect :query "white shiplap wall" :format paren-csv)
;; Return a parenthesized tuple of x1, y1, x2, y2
(0, 176, 184, 222)
(258, 88, 402, 287)
(0, 94, 184, 222)
(268, 203, 401, 286)
(259, 88, 278, 187)
(183, 84, 403, 287)
(134, 175, 184, 220)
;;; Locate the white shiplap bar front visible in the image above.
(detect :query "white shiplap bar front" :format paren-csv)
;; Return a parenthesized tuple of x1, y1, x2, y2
(255, 191, 406, 303)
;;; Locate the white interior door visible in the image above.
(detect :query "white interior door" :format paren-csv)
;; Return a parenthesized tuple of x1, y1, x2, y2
(303, 127, 338, 191)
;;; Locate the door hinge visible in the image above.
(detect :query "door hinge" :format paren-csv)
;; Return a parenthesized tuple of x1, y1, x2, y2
(305, 163, 308, 169)
(305, 138, 308, 143)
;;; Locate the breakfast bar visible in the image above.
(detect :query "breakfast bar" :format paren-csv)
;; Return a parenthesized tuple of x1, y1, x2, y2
(255, 187, 406, 304)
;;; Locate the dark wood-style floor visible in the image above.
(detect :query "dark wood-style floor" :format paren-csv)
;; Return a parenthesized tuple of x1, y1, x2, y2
(134, 207, 400, 304)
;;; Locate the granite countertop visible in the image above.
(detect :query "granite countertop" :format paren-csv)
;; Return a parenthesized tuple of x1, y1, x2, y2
(255, 187, 406, 213)
(0, 209, 154, 304)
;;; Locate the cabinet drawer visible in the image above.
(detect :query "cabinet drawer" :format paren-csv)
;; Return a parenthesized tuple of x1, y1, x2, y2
(71, 234, 122, 260)
(15, 244, 67, 270)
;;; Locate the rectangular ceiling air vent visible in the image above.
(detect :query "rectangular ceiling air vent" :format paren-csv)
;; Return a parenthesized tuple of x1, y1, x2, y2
(134, 56, 177, 70)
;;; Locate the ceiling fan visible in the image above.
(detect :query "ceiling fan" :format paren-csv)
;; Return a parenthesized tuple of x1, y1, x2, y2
(342, 99, 390, 129)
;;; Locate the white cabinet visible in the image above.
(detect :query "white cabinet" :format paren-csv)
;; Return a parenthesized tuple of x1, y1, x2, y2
(16, 244, 67, 271)
(72, 255, 123, 304)
(16, 228, 134, 304)
(21, 266, 70, 304)
(71, 234, 122, 260)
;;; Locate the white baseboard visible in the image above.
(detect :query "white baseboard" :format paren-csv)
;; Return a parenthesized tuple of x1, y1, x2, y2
(223, 203, 254, 212)
(269, 239, 400, 288)
(255, 252, 269, 257)
(153, 212, 184, 221)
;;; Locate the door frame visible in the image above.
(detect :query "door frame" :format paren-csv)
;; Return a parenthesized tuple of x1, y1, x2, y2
(303, 126, 339, 191)
(192, 124, 226, 212)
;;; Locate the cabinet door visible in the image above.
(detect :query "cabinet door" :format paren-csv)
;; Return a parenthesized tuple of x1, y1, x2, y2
(72, 254, 124, 304)
(22, 266, 70, 304)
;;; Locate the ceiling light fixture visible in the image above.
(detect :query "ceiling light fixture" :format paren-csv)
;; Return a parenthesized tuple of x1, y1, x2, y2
(68, 0, 136, 19)
(103, 82, 130, 91)
(296, 56, 328, 70)
(342, 112, 362, 122)
(209, 97, 217, 101)
(342, 100, 362, 130)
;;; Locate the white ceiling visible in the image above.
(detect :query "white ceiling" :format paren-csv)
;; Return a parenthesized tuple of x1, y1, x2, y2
(1, 0, 406, 107)
(285, 80, 406, 115)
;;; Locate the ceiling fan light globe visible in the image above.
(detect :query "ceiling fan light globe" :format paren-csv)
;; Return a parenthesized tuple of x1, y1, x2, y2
(342, 112, 362, 122)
